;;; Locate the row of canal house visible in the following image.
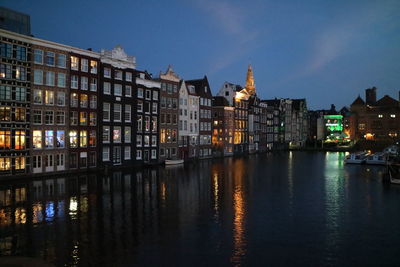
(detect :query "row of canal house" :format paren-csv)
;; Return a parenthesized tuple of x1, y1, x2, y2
(0, 26, 309, 177)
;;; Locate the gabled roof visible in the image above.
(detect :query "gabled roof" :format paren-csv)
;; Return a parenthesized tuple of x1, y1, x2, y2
(376, 95, 398, 106)
(186, 75, 212, 98)
(351, 95, 365, 106)
(212, 96, 229, 107)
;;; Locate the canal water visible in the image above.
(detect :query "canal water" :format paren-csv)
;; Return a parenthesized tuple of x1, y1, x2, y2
(0, 151, 399, 266)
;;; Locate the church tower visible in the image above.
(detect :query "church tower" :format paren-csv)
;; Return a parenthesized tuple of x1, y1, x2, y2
(245, 65, 256, 95)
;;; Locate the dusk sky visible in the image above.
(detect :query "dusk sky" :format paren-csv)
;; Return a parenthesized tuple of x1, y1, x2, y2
(4, 0, 400, 109)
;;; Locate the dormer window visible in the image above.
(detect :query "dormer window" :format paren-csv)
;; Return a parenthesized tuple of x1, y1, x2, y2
(204, 86, 207, 93)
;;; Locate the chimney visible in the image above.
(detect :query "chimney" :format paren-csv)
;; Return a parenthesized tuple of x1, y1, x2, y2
(365, 87, 377, 105)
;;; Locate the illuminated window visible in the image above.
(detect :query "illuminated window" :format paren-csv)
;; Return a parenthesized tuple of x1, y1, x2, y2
(80, 131, 87, 147)
(160, 129, 165, 143)
(69, 131, 78, 148)
(45, 90, 54, 105)
(144, 135, 150, 146)
(15, 108, 25, 122)
(0, 130, 11, 149)
(33, 130, 42, 149)
(70, 56, 79, 70)
(358, 123, 365, 130)
(103, 126, 110, 143)
(81, 58, 88, 72)
(113, 126, 121, 143)
(80, 112, 87, 125)
(89, 131, 96, 147)
(90, 60, 97, 74)
(80, 94, 88, 108)
(0, 157, 11, 171)
(45, 130, 54, 148)
(124, 127, 131, 143)
(0, 107, 11, 121)
(0, 64, 12, 79)
(15, 157, 25, 170)
(56, 131, 65, 148)
(15, 66, 26, 81)
(14, 130, 25, 150)
(33, 90, 42, 104)
(89, 112, 96, 126)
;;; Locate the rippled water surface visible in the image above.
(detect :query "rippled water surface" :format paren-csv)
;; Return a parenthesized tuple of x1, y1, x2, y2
(1, 152, 400, 266)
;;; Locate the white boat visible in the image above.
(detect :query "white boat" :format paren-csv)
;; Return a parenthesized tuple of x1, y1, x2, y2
(344, 152, 369, 164)
(165, 159, 184, 165)
(383, 145, 399, 156)
(365, 152, 388, 165)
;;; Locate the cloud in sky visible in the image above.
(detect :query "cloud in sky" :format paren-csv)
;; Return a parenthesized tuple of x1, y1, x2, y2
(193, 0, 261, 74)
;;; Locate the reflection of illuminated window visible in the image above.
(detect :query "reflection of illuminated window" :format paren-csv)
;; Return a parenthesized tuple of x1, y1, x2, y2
(69, 131, 78, 148)
(80, 131, 87, 147)
(0, 157, 11, 171)
(113, 127, 121, 143)
(14, 130, 25, 150)
(33, 130, 42, 149)
(0, 130, 11, 149)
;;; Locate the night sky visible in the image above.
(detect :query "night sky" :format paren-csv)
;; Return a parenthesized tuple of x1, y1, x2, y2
(3, 0, 400, 109)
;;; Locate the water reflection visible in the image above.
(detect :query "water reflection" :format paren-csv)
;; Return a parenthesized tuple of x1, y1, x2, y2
(0, 152, 398, 266)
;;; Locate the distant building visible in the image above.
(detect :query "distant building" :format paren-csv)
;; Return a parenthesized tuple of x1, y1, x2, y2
(178, 80, 199, 159)
(212, 96, 234, 156)
(350, 87, 400, 141)
(99, 46, 136, 167)
(186, 76, 213, 158)
(157, 66, 180, 160)
(0, 29, 30, 175)
(0, 7, 31, 36)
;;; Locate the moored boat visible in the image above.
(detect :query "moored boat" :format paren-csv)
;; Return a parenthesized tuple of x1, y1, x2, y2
(165, 159, 184, 165)
(365, 152, 388, 165)
(344, 151, 369, 164)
